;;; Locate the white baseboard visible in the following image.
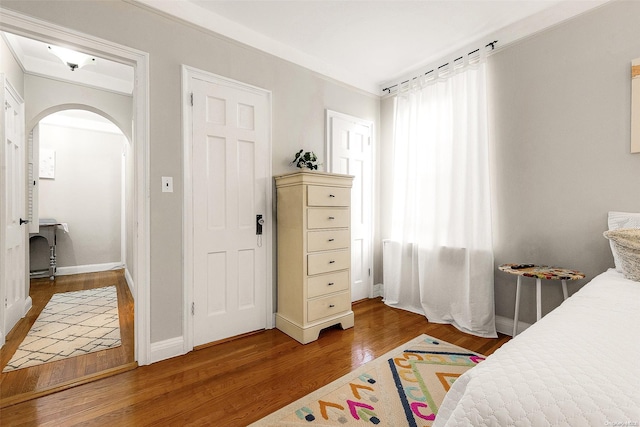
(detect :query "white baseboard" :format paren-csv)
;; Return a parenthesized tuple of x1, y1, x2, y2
(124, 267, 135, 295)
(24, 296, 33, 316)
(372, 283, 384, 298)
(55, 262, 124, 276)
(0, 297, 34, 348)
(150, 336, 185, 364)
(495, 315, 532, 337)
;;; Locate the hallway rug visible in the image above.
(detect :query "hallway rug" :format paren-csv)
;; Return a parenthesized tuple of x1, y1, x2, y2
(250, 334, 486, 426)
(3, 286, 121, 372)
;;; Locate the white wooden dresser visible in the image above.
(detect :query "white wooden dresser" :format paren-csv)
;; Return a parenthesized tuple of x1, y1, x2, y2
(274, 171, 354, 344)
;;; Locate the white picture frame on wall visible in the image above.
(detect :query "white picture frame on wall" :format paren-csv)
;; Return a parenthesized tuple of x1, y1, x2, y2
(632, 58, 640, 154)
(40, 149, 55, 179)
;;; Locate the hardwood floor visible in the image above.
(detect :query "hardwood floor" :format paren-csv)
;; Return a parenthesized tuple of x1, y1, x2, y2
(0, 297, 510, 426)
(0, 270, 136, 408)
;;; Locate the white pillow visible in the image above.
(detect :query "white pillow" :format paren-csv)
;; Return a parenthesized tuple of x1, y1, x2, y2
(603, 228, 640, 281)
(608, 211, 640, 271)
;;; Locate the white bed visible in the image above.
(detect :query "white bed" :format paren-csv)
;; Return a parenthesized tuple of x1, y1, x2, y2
(435, 269, 640, 426)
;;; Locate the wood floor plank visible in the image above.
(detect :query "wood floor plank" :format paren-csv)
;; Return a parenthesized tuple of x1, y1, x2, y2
(0, 270, 135, 407)
(0, 297, 510, 426)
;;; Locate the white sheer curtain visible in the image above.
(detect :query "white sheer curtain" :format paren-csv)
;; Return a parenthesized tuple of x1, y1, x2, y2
(384, 56, 497, 338)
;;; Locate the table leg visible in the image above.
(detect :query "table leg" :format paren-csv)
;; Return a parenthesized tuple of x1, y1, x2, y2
(49, 226, 57, 280)
(561, 280, 568, 300)
(49, 245, 55, 280)
(513, 275, 521, 337)
(536, 278, 542, 321)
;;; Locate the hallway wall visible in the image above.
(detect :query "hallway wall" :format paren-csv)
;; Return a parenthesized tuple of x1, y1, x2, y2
(1, 0, 380, 344)
(37, 119, 126, 270)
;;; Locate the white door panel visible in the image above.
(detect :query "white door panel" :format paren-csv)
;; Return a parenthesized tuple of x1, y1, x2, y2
(327, 111, 373, 302)
(191, 74, 270, 346)
(1, 76, 27, 342)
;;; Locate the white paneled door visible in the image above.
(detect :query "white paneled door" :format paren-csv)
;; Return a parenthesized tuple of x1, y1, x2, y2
(1, 76, 27, 344)
(189, 71, 271, 347)
(326, 110, 373, 302)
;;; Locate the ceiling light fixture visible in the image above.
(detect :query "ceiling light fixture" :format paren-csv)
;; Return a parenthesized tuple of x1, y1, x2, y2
(48, 45, 96, 71)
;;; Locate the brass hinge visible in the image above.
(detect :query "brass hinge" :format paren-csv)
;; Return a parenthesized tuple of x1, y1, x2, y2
(190, 93, 193, 106)
(191, 302, 195, 315)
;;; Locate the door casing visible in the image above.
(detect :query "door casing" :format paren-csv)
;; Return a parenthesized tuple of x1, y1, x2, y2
(0, 9, 151, 365)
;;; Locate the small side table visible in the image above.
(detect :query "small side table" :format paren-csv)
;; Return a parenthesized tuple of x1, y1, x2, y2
(38, 219, 68, 280)
(499, 264, 585, 336)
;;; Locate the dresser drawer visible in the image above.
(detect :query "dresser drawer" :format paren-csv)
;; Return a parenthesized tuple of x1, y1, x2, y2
(307, 230, 350, 252)
(307, 208, 350, 229)
(307, 250, 349, 275)
(307, 292, 351, 322)
(307, 185, 350, 207)
(307, 270, 350, 298)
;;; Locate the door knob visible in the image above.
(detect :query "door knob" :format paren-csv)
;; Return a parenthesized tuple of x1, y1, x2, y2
(20, 218, 29, 225)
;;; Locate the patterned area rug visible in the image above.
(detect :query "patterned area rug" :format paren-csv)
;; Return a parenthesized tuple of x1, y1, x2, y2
(251, 335, 485, 426)
(3, 286, 121, 372)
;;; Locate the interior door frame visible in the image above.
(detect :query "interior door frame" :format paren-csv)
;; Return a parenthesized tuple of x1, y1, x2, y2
(325, 109, 375, 298)
(0, 8, 152, 365)
(181, 65, 273, 352)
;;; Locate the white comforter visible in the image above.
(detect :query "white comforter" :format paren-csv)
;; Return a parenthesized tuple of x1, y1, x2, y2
(435, 269, 640, 426)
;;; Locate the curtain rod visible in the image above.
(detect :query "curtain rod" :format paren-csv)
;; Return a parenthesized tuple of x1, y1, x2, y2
(382, 40, 498, 95)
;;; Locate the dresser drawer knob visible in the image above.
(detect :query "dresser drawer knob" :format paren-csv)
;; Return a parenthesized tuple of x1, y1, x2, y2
(328, 282, 335, 286)
(329, 194, 336, 198)
(328, 216, 335, 220)
(329, 304, 335, 308)
(328, 238, 335, 242)
(329, 260, 335, 264)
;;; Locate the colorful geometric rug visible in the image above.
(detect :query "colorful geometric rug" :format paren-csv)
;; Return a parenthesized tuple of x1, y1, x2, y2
(250, 334, 485, 426)
(2, 286, 121, 372)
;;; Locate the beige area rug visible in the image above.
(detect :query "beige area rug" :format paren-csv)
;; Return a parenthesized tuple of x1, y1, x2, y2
(3, 286, 121, 372)
(250, 334, 486, 426)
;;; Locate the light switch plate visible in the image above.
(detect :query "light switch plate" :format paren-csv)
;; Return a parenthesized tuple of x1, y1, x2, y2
(162, 176, 173, 193)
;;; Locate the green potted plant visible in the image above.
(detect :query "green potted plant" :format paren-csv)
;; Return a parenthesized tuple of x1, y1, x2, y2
(291, 149, 321, 170)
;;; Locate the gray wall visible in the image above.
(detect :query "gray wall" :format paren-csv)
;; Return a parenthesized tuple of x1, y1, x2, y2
(2, 1, 379, 343)
(489, 0, 640, 323)
(380, 0, 640, 325)
(24, 75, 133, 139)
(38, 122, 125, 268)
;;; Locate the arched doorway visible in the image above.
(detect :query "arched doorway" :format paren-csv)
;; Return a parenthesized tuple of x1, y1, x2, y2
(30, 108, 131, 277)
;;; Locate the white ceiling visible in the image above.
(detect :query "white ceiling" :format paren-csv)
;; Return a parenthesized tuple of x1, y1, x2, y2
(2, 1, 609, 96)
(2, 32, 134, 95)
(135, 0, 609, 95)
